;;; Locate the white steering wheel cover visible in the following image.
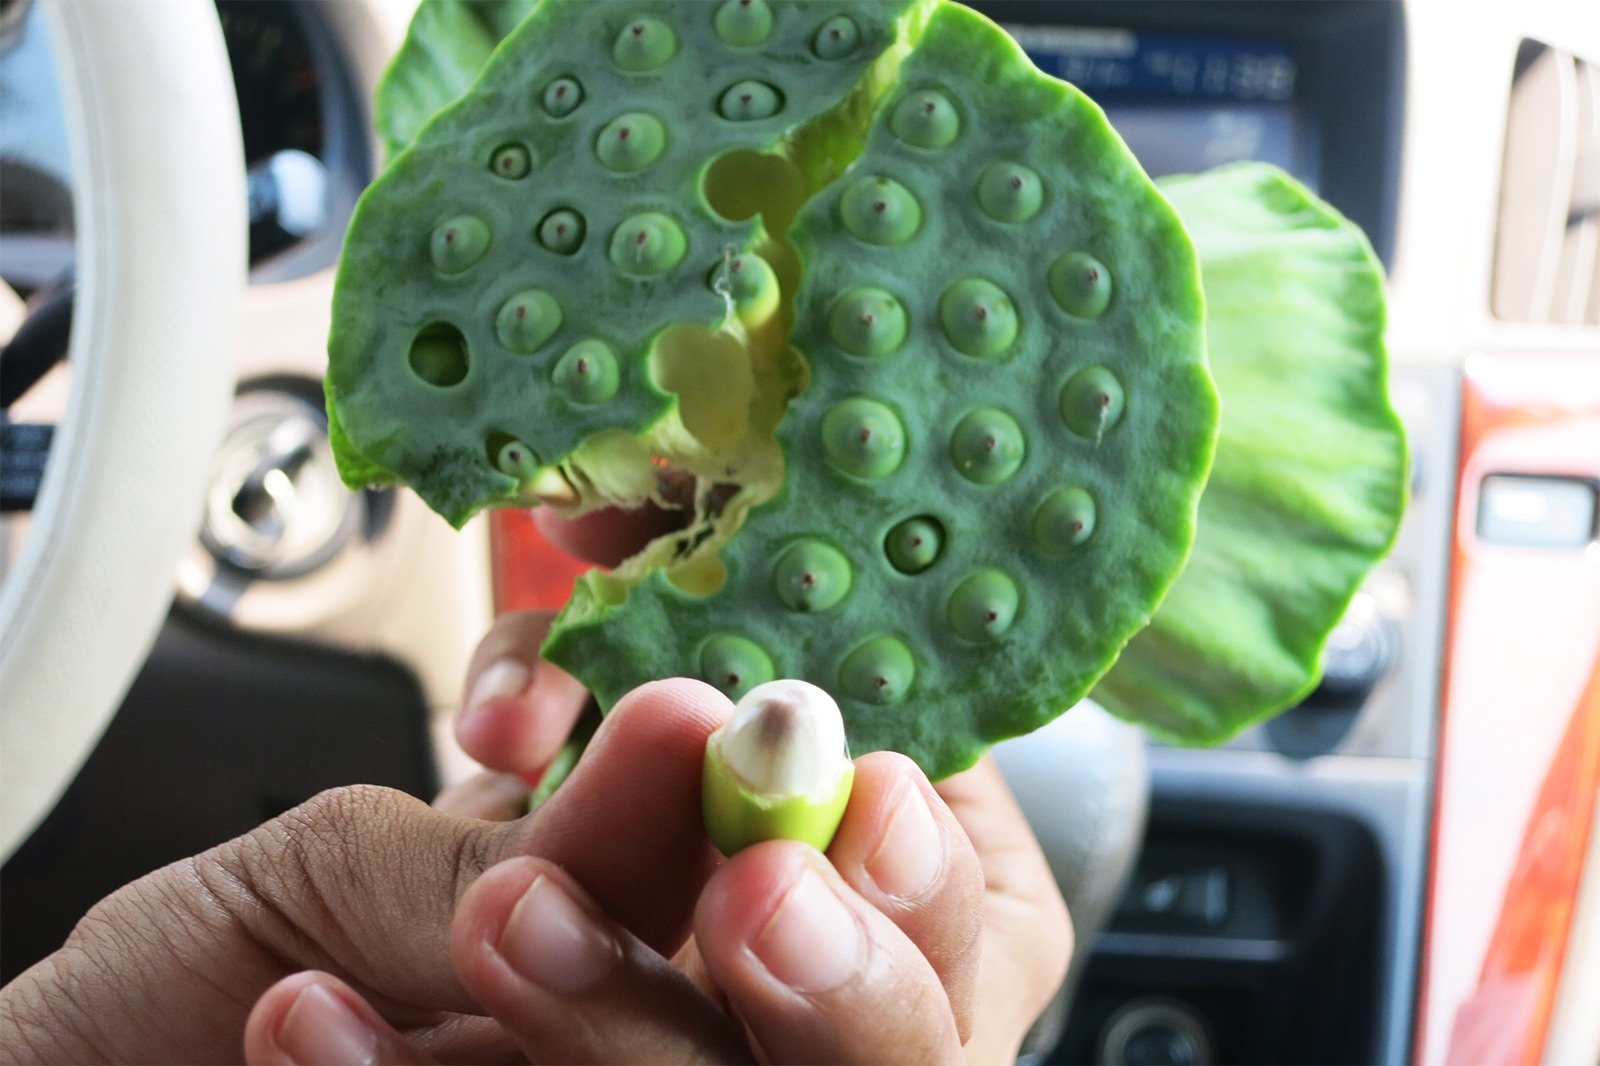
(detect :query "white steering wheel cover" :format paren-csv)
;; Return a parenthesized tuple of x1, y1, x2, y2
(0, 1, 245, 858)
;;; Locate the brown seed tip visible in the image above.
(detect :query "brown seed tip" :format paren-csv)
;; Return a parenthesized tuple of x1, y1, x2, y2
(515, 305, 527, 319)
(872, 200, 887, 213)
(923, 100, 937, 114)
(801, 572, 818, 587)
(618, 127, 631, 140)
(575, 358, 590, 375)
(1069, 520, 1084, 534)
(631, 23, 645, 36)
(859, 428, 873, 442)
(983, 434, 997, 451)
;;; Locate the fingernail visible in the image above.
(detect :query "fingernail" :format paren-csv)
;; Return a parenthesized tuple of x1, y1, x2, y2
(867, 780, 944, 900)
(461, 659, 531, 730)
(753, 864, 863, 993)
(497, 874, 618, 994)
(275, 983, 377, 1066)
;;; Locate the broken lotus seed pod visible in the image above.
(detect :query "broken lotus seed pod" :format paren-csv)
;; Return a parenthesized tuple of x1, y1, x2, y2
(702, 679, 855, 856)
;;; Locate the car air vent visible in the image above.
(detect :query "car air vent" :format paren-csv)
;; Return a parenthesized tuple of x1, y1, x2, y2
(1491, 40, 1600, 326)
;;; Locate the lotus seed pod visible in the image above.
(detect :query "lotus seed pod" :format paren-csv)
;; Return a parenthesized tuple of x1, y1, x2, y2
(542, 76, 583, 117)
(1032, 487, 1097, 552)
(885, 516, 943, 574)
(700, 634, 775, 700)
(429, 216, 490, 274)
(489, 142, 532, 179)
(495, 289, 562, 354)
(827, 287, 908, 357)
(553, 339, 620, 405)
(773, 538, 852, 612)
(821, 397, 906, 479)
(839, 635, 915, 705)
(1059, 366, 1126, 440)
(840, 176, 921, 245)
(1049, 251, 1112, 318)
(947, 569, 1020, 643)
(609, 212, 686, 275)
(715, 0, 774, 47)
(701, 679, 855, 856)
(812, 14, 859, 59)
(977, 161, 1042, 222)
(331, 0, 1220, 779)
(890, 88, 959, 148)
(949, 406, 1025, 484)
(537, 209, 586, 254)
(596, 112, 666, 172)
(613, 17, 676, 71)
(719, 81, 783, 122)
(939, 278, 1018, 358)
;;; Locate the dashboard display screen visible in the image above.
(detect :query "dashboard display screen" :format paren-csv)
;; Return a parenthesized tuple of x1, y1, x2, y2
(1005, 25, 1311, 184)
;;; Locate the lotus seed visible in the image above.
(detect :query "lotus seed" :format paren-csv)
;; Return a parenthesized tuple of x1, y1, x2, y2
(1033, 487, 1097, 553)
(495, 289, 562, 354)
(840, 176, 921, 245)
(537, 208, 586, 255)
(827, 287, 908, 357)
(542, 77, 583, 117)
(596, 112, 666, 172)
(1048, 251, 1113, 318)
(714, 0, 773, 46)
(773, 539, 852, 612)
(1059, 366, 1126, 439)
(977, 161, 1043, 222)
(428, 216, 490, 274)
(885, 516, 943, 574)
(939, 278, 1018, 358)
(711, 253, 779, 323)
(700, 634, 775, 700)
(950, 407, 1025, 484)
(718, 80, 783, 121)
(489, 142, 532, 180)
(553, 339, 620, 405)
(613, 17, 676, 72)
(609, 212, 687, 275)
(407, 324, 468, 387)
(890, 88, 959, 148)
(495, 439, 539, 480)
(947, 569, 1020, 643)
(839, 635, 914, 704)
(812, 15, 860, 60)
(821, 397, 906, 479)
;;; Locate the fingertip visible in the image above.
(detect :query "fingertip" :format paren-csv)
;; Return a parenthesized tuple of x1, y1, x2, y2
(244, 972, 431, 1066)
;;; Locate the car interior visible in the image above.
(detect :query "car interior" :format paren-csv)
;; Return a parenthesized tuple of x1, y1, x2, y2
(1, 1, 1597, 1063)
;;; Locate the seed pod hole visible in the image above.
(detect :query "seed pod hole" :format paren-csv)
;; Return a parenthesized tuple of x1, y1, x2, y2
(700, 634, 776, 700)
(827, 287, 908, 357)
(714, 0, 774, 46)
(1033, 487, 1097, 554)
(1059, 366, 1126, 440)
(939, 278, 1018, 358)
(553, 339, 621, 405)
(718, 80, 784, 121)
(489, 434, 539, 480)
(709, 252, 779, 322)
(1048, 251, 1113, 319)
(885, 516, 945, 574)
(407, 323, 469, 387)
(613, 17, 677, 71)
(773, 539, 853, 612)
(839, 175, 921, 245)
(429, 215, 491, 275)
(596, 112, 667, 172)
(536, 208, 587, 255)
(950, 407, 1025, 484)
(976, 161, 1043, 222)
(948, 569, 1020, 643)
(812, 14, 860, 59)
(890, 88, 959, 149)
(821, 397, 907, 479)
(542, 76, 584, 117)
(495, 289, 562, 354)
(838, 635, 915, 705)
(609, 212, 687, 275)
(488, 142, 532, 180)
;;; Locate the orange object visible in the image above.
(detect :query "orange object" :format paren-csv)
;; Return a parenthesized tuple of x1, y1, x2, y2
(489, 508, 593, 615)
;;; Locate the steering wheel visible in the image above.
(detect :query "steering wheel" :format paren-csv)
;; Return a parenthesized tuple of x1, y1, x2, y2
(0, 2, 246, 859)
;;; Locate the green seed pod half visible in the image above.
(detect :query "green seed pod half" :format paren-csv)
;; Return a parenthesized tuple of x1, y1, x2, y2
(702, 679, 855, 856)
